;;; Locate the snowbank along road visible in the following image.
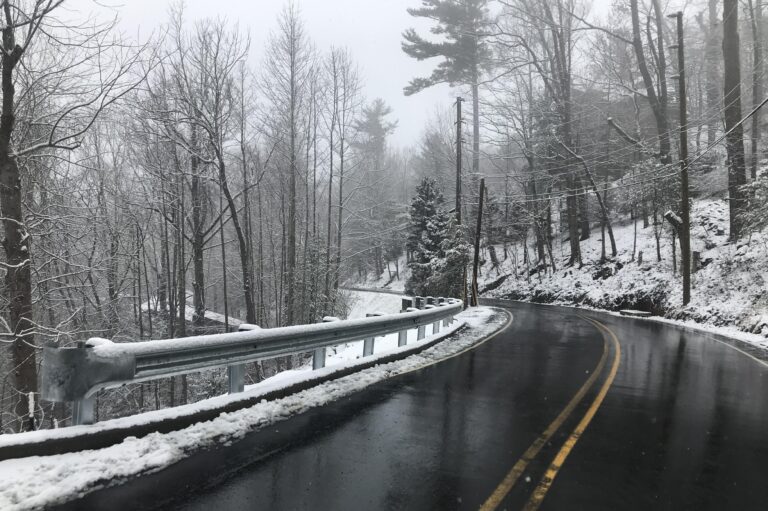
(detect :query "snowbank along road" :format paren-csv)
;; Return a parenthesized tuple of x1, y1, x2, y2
(54, 300, 768, 510)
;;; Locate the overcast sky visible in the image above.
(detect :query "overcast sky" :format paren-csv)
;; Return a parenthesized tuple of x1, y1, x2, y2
(70, 0, 611, 148)
(64, 0, 455, 147)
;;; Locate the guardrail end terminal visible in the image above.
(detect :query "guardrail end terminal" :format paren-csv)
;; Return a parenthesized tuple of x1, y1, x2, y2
(41, 345, 135, 403)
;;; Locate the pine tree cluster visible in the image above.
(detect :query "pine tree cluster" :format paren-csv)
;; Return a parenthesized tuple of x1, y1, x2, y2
(405, 178, 470, 297)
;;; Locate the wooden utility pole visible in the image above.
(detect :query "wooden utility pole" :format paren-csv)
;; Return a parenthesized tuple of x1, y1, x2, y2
(669, 11, 691, 305)
(471, 178, 485, 307)
(455, 97, 463, 224)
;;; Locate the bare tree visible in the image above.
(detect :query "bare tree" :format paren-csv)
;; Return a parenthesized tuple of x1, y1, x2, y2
(0, 1, 149, 429)
(261, 3, 314, 325)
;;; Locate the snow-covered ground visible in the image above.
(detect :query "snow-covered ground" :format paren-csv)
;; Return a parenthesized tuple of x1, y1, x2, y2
(0, 306, 508, 510)
(141, 291, 243, 328)
(264, 289, 418, 385)
(345, 289, 403, 318)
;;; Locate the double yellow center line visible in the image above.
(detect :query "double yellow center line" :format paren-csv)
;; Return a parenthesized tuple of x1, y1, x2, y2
(480, 317, 622, 511)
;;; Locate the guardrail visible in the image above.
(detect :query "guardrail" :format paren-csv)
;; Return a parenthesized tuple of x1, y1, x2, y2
(41, 296, 461, 426)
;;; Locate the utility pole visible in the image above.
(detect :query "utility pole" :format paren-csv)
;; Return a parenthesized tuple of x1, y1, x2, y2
(455, 97, 463, 224)
(471, 178, 485, 307)
(669, 11, 691, 305)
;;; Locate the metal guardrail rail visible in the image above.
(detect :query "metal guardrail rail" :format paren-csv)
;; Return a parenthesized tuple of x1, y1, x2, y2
(41, 296, 462, 426)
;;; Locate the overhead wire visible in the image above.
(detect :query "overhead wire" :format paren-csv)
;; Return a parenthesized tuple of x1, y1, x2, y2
(468, 91, 768, 206)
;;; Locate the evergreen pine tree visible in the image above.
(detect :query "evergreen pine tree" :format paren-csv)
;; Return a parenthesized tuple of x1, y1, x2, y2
(402, 0, 492, 175)
(427, 218, 471, 297)
(406, 178, 447, 295)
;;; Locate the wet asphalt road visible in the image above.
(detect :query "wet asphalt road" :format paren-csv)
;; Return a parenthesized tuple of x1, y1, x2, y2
(62, 301, 768, 510)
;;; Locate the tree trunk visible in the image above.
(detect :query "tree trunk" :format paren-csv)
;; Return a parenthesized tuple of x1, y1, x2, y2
(335, 138, 345, 293)
(565, 186, 581, 266)
(217, 152, 257, 324)
(723, 0, 747, 239)
(285, 73, 297, 326)
(190, 132, 205, 330)
(136, 226, 144, 339)
(565, 145, 618, 257)
(707, 0, 720, 147)
(324, 131, 334, 306)
(577, 175, 590, 240)
(176, 171, 186, 338)
(0, 34, 36, 430)
(0, 157, 36, 429)
(748, 0, 763, 179)
(630, 0, 671, 163)
(219, 192, 229, 332)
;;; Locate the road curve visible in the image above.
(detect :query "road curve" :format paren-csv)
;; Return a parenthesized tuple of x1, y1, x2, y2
(58, 301, 768, 510)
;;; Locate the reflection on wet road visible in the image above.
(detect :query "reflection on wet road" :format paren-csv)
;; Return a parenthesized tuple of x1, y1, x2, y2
(64, 301, 768, 510)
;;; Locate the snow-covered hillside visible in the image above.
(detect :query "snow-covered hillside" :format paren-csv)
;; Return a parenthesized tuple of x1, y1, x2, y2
(354, 198, 768, 342)
(479, 199, 768, 338)
(345, 289, 404, 318)
(349, 258, 408, 292)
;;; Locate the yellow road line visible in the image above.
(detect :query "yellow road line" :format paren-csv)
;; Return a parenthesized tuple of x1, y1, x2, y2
(522, 318, 622, 511)
(479, 317, 610, 511)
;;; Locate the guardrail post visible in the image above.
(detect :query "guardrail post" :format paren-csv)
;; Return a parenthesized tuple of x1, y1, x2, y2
(364, 312, 384, 356)
(425, 297, 435, 333)
(65, 341, 96, 426)
(442, 303, 453, 327)
(230, 324, 262, 391)
(313, 348, 326, 369)
(417, 303, 431, 340)
(315, 316, 339, 369)
(399, 298, 414, 347)
(405, 305, 426, 340)
(444, 298, 456, 324)
(436, 297, 447, 328)
(73, 396, 95, 426)
(228, 364, 245, 394)
(416, 297, 426, 340)
(363, 337, 374, 356)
